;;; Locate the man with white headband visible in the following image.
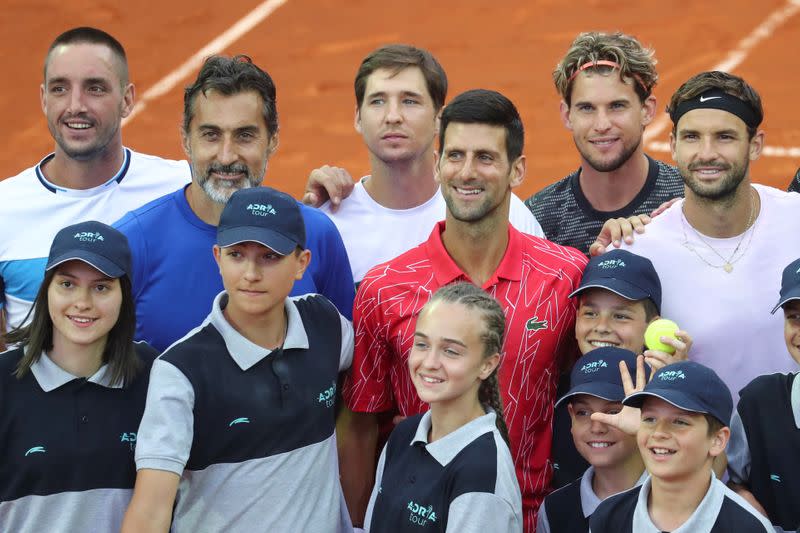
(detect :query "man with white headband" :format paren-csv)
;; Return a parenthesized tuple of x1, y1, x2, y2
(618, 70, 800, 403)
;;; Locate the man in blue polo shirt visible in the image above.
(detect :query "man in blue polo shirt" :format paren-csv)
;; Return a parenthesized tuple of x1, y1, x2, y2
(122, 187, 354, 533)
(114, 55, 353, 352)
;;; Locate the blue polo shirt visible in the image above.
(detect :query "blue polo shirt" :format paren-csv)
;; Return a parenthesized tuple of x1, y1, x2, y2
(589, 474, 773, 532)
(365, 410, 522, 533)
(115, 186, 355, 352)
(135, 291, 354, 533)
(0, 342, 156, 533)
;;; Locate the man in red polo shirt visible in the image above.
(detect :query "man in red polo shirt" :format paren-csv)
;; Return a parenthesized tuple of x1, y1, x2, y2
(339, 88, 587, 533)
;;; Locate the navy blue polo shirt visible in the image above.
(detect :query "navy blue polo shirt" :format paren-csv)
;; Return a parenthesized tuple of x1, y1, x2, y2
(134, 291, 354, 533)
(0, 342, 156, 533)
(589, 474, 773, 532)
(365, 410, 522, 533)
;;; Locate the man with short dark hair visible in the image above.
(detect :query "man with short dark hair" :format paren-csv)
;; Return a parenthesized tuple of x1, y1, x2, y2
(0, 27, 189, 343)
(339, 88, 587, 533)
(115, 55, 354, 352)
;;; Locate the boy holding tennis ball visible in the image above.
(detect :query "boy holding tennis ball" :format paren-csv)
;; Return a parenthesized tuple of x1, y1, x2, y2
(727, 257, 800, 532)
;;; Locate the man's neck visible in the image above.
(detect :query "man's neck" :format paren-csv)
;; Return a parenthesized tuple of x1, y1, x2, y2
(41, 143, 125, 190)
(440, 205, 510, 287)
(648, 469, 712, 531)
(185, 182, 226, 225)
(578, 151, 650, 212)
(683, 181, 758, 238)
(363, 151, 439, 209)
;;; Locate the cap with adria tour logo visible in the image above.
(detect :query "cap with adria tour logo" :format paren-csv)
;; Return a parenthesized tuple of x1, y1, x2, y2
(555, 346, 650, 409)
(771, 257, 800, 314)
(623, 361, 733, 426)
(569, 249, 662, 314)
(217, 186, 306, 254)
(46, 220, 132, 279)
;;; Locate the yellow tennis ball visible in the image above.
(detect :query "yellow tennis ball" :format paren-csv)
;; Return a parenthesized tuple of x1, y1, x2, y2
(644, 319, 679, 354)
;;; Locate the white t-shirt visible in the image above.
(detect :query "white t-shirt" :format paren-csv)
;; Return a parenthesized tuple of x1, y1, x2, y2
(321, 177, 545, 282)
(620, 184, 800, 401)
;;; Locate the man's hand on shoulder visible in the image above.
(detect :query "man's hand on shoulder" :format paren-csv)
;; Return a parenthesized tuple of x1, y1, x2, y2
(302, 165, 355, 209)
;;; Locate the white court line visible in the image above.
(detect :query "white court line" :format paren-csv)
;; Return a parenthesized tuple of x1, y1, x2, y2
(648, 141, 800, 158)
(643, 0, 800, 149)
(122, 0, 289, 126)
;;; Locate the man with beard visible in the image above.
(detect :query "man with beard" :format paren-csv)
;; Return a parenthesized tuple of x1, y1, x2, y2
(618, 71, 800, 402)
(115, 55, 353, 352)
(525, 32, 684, 255)
(0, 27, 189, 345)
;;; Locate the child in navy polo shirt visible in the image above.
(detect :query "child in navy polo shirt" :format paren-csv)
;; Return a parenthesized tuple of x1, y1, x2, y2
(727, 257, 800, 532)
(589, 361, 773, 532)
(552, 249, 693, 487)
(122, 187, 354, 533)
(0, 221, 157, 533)
(364, 282, 522, 533)
(537, 347, 649, 533)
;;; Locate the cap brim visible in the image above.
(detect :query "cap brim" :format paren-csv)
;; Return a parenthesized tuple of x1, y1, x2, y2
(771, 290, 800, 314)
(555, 383, 626, 409)
(217, 227, 296, 255)
(623, 390, 709, 416)
(46, 252, 125, 278)
(568, 280, 651, 303)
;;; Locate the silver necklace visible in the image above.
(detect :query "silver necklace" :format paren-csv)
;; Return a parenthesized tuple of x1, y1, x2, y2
(680, 189, 757, 274)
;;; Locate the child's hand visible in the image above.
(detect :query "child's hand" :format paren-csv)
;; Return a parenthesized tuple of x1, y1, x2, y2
(590, 355, 647, 436)
(644, 330, 692, 372)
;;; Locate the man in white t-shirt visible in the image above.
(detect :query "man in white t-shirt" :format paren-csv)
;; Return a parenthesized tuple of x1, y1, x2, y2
(300, 45, 543, 283)
(617, 71, 800, 401)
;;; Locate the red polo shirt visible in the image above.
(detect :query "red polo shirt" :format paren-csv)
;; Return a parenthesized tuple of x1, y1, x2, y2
(343, 221, 587, 532)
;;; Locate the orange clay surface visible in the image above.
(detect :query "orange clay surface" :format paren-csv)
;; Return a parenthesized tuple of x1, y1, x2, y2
(1, 0, 798, 199)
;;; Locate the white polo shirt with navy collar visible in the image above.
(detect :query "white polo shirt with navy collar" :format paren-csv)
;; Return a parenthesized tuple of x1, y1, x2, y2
(365, 409, 522, 533)
(589, 473, 773, 532)
(0, 342, 157, 533)
(134, 291, 354, 533)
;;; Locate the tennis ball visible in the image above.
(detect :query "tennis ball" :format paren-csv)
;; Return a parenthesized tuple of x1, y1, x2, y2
(644, 319, 679, 354)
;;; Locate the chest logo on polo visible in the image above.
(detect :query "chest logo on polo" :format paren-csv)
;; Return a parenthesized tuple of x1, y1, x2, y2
(770, 474, 782, 483)
(580, 359, 608, 373)
(318, 381, 336, 408)
(407, 500, 437, 527)
(526, 316, 548, 331)
(25, 446, 46, 457)
(247, 203, 277, 216)
(229, 417, 251, 427)
(120, 432, 137, 451)
(74, 231, 104, 243)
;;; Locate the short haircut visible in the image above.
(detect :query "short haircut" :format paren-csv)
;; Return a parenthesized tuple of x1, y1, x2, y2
(183, 55, 278, 137)
(666, 71, 763, 139)
(553, 31, 657, 106)
(45, 27, 129, 86)
(354, 44, 448, 111)
(439, 89, 524, 162)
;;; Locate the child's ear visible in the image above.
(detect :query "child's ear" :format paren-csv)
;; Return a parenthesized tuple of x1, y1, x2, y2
(709, 426, 730, 457)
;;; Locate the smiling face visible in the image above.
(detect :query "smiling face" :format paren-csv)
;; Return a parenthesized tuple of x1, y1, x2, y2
(568, 395, 640, 469)
(183, 90, 276, 204)
(637, 397, 728, 483)
(213, 241, 310, 322)
(783, 300, 800, 365)
(48, 260, 122, 356)
(435, 122, 524, 224)
(575, 289, 651, 355)
(670, 108, 762, 202)
(355, 66, 438, 166)
(408, 300, 499, 410)
(41, 42, 133, 162)
(561, 71, 655, 173)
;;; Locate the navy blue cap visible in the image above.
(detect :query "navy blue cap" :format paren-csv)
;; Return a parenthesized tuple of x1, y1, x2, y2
(771, 257, 800, 314)
(217, 187, 305, 254)
(623, 361, 733, 426)
(555, 347, 650, 409)
(569, 249, 662, 313)
(46, 221, 132, 279)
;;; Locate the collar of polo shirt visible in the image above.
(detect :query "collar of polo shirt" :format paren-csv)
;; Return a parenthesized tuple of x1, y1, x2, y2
(30, 351, 122, 391)
(209, 291, 310, 371)
(410, 408, 499, 466)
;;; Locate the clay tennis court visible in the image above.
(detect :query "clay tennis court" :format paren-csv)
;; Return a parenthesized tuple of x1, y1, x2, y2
(2, 0, 799, 197)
